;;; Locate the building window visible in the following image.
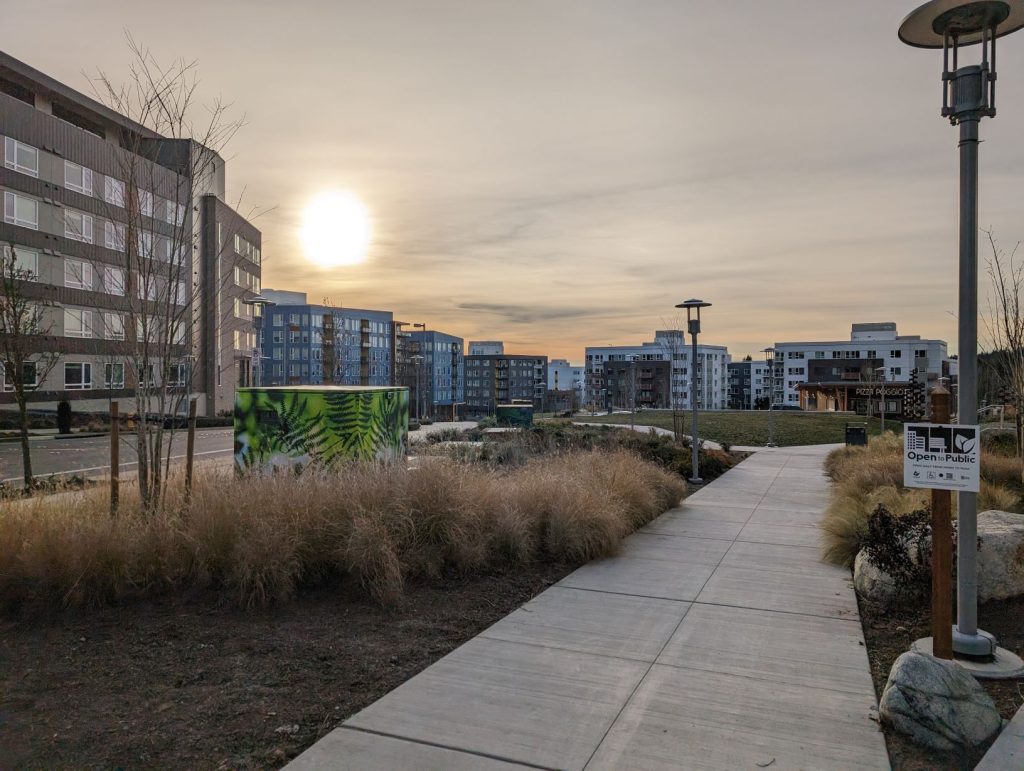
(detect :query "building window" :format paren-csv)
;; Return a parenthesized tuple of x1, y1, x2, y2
(99, 266, 125, 296)
(2, 244, 37, 278)
(64, 362, 92, 390)
(136, 231, 153, 257)
(3, 191, 38, 229)
(64, 308, 93, 338)
(890, 350, 902, 358)
(233, 329, 241, 350)
(104, 362, 125, 389)
(104, 220, 126, 251)
(64, 161, 93, 195)
(867, 349, 877, 359)
(4, 137, 39, 177)
(845, 350, 860, 359)
(167, 363, 187, 387)
(139, 189, 153, 217)
(2, 361, 38, 391)
(892, 367, 903, 377)
(64, 209, 94, 243)
(104, 176, 125, 207)
(103, 312, 125, 340)
(64, 259, 93, 290)
(915, 349, 928, 359)
(173, 281, 187, 306)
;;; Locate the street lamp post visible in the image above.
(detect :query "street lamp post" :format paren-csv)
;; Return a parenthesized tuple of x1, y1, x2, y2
(413, 323, 428, 418)
(410, 354, 424, 420)
(899, 0, 1024, 659)
(242, 296, 277, 387)
(761, 347, 777, 447)
(875, 366, 887, 435)
(676, 299, 711, 484)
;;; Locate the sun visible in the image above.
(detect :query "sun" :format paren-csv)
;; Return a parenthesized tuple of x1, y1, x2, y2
(301, 191, 372, 267)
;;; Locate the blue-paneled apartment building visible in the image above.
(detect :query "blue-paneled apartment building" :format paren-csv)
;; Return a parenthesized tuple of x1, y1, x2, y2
(257, 290, 393, 387)
(408, 330, 465, 418)
(256, 291, 465, 417)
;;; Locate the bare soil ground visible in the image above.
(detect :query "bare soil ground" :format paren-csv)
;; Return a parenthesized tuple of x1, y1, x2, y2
(0, 563, 575, 769)
(860, 595, 1024, 770)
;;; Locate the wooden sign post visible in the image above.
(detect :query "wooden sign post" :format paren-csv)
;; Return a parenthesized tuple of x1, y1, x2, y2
(185, 398, 197, 500)
(110, 402, 119, 516)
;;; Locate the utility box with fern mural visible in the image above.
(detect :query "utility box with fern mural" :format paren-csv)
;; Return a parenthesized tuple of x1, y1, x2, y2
(234, 386, 409, 473)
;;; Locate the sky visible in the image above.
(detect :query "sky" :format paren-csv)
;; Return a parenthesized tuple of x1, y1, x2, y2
(9, 0, 1024, 362)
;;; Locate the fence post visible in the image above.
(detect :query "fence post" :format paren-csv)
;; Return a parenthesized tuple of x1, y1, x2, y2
(110, 401, 119, 516)
(930, 386, 953, 659)
(185, 398, 197, 500)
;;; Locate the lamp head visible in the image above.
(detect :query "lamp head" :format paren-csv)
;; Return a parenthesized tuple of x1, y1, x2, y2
(675, 298, 711, 332)
(899, 0, 1024, 122)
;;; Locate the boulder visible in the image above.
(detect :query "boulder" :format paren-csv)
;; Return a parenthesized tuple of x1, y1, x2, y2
(879, 651, 1002, 751)
(853, 549, 898, 603)
(854, 510, 1024, 604)
(976, 510, 1024, 602)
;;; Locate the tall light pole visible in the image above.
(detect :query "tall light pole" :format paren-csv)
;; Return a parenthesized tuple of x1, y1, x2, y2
(413, 323, 428, 418)
(899, 0, 1024, 659)
(410, 354, 424, 420)
(676, 299, 711, 484)
(761, 347, 777, 447)
(875, 366, 887, 435)
(242, 296, 276, 387)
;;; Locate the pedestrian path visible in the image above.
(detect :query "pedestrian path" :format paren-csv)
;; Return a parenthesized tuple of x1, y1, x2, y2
(288, 446, 889, 770)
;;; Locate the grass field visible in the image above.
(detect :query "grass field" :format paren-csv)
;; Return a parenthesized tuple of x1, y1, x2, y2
(571, 410, 885, 447)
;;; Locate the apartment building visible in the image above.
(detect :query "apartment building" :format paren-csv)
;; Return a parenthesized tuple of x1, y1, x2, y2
(602, 359, 672, 410)
(468, 340, 504, 356)
(546, 358, 585, 411)
(0, 52, 260, 416)
(727, 360, 771, 410)
(408, 330, 465, 419)
(771, 322, 949, 417)
(585, 330, 730, 411)
(465, 353, 548, 415)
(256, 292, 393, 387)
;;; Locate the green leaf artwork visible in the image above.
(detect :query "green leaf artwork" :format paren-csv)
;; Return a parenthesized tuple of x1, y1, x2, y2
(234, 386, 409, 472)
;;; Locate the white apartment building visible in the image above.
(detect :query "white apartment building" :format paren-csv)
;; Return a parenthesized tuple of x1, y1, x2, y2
(547, 359, 585, 405)
(585, 330, 730, 411)
(771, 322, 948, 415)
(468, 341, 504, 356)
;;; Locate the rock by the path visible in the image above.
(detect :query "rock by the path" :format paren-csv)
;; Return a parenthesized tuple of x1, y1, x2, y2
(879, 651, 1002, 751)
(976, 510, 1024, 602)
(853, 550, 898, 603)
(855, 509, 1024, 604)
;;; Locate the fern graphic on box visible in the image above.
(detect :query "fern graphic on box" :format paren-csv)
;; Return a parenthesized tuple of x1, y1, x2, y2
(234, 386, 409, 472)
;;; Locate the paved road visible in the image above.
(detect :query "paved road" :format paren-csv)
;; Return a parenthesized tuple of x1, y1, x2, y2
(0, 428, 234, 484)
(0, 421, 479, 483)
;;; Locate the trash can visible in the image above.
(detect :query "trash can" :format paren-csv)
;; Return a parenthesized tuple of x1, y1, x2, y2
(845, 422, 868, 446)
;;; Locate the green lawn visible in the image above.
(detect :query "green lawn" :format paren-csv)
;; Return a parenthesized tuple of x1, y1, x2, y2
(569, 410, 885, 448)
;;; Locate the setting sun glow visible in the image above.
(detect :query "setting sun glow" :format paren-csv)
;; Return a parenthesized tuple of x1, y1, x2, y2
(301, 191, 372, 267)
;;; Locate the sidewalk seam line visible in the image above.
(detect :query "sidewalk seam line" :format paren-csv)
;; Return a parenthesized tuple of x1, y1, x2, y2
(337, 724, 555, 770)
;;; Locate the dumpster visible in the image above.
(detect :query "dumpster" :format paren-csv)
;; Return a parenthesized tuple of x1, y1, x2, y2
(234, 386, 409, 472)
(845, 422, 868, 446)
(495, 403, 533, 427)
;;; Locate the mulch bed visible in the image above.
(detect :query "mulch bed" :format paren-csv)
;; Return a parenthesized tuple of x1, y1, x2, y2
(860, 594, 1024, 770)
(0, 563, 577, 769)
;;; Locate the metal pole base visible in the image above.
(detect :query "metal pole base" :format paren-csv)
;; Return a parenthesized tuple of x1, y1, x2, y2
(688, 477, 705, 485)
(953, 626, 998, 659)
(765, 441, 777, 448)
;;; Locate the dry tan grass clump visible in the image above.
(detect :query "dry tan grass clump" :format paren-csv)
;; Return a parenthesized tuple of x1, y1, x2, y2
(820, 433, 1024, 568)
(0, 449, 685, 610)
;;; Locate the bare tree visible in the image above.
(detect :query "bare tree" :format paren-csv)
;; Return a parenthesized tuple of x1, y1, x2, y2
(982, 229, 1024, 461)
(86, 37, 262, 510)
(0, 243, 60, 489)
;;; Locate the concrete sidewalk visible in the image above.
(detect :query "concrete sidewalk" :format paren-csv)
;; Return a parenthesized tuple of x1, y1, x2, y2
(289, 446, 889, 770)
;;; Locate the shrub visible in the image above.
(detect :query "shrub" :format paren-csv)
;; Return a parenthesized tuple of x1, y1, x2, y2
(425, 427, 462, 444)
(0, 450, 684, 611)
(419, 416, 434, 425)
(862, 505, 933, 596)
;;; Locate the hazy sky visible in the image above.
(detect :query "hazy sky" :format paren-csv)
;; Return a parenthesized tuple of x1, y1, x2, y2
(10, 1, 1024, 361)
